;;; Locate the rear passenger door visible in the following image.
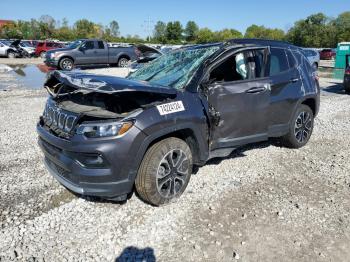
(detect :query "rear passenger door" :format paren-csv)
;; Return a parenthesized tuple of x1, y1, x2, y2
(267, 47, 301, 136)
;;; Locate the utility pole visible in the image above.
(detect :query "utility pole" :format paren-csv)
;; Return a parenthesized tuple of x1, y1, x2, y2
(142, 16, 154, 42)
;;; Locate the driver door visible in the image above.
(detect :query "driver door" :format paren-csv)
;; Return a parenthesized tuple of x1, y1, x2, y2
(77, 40, 97, 65)
(206, 47, 271, 150)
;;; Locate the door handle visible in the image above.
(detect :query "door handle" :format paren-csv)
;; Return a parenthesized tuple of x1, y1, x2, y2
(246, 86, 267, 94)
(290, 77, 299, 83)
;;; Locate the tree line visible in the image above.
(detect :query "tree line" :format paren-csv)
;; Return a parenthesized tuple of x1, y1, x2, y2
(0, 12, 349, 47)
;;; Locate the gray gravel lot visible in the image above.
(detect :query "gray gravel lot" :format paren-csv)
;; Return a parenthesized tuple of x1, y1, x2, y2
(0, 68, 349, 261)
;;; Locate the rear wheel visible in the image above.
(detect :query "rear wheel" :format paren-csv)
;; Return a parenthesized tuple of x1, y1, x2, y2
(135, 137, 193, 206)
(7, 51, 15, 58)
(117, 57, 130, 67)
(59, 58, 74, 71)
(281, 105, 314, 148)
(40, 51, 46, 59)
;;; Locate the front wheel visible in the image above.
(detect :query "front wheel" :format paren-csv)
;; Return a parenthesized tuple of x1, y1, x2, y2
(135, 137, 193, 206)
(281, 105, 314, 148)
(59, 58, 74, 71)
(7, 51, 16, 58)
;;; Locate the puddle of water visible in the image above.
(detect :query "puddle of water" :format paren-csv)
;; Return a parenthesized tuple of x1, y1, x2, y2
(0, 64, 50, 90)
(318, 67, 345, 80)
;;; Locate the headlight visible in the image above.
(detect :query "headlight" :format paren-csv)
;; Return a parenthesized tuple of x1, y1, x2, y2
(50, 53, 56, 58)
(76, 121, 134, 138)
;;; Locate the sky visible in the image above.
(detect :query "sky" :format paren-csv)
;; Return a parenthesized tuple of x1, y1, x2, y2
(0, 0, 349, 38)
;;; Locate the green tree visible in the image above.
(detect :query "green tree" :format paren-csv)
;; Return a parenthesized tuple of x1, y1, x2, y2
(245, 24, 285, 40)
(166, 21, 183, 43)
(214, 28, 243, 41)
(153, 21, 167, 43)
(286, 13, 334, 47)
(184, 21, 199, 42)
(334, 12, 350, 43)
(196, 28, 215, 43)
(74, 19, 96, 38)
(109, 20, 120, 37)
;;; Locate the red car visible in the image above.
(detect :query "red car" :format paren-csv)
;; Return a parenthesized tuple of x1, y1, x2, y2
(35, 41, 65, 58)
(319, 49, 336, 60)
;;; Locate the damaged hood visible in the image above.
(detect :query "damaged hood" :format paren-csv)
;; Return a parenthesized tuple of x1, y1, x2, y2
(47, 71, 177, 95)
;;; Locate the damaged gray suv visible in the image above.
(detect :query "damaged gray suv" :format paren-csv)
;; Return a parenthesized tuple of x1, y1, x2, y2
(37, 39, 320, 206)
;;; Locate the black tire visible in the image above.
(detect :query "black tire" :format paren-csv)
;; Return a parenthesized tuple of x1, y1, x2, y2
(59, 57, 74, 71)
(40, 51, 46, 59)
(117, 57, 130, 67)
(345, 83, 350, 93)
(135, 137, 193, 206)
(281, 104, 314, 148)
(7, 51, 15, 58)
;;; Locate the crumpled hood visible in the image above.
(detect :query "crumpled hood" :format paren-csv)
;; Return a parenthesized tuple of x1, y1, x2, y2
(46, 70, 177, 95)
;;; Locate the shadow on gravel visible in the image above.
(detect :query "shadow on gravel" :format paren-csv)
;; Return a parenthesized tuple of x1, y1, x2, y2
(202, 139, 279, 168)
(321, 83, 347, 95)
(115, 246, 156, 262)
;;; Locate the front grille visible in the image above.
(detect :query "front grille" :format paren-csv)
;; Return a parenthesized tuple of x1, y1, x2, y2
(42, 101, 78, 138)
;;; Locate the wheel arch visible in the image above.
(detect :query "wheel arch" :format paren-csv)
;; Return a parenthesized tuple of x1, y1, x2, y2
(117, 53, 130, 61)
(301, 97, 316, 116)
(128, 124, 208, 184)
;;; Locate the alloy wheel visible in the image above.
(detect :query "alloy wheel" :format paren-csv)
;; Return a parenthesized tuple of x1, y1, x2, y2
(156, 149, 189, 198)
(62, 60, 73, 70)
(294, 111, 312, 143)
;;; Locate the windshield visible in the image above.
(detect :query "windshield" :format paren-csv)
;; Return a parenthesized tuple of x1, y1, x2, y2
(128, 46, 220, 89)
(68, 40, 83, 49)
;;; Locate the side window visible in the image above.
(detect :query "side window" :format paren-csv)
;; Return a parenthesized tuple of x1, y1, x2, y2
(209, 52, 249, 82)
(269, 48, 289, 76)
(46, 43, 53, 47)
(0, 43, 3, 47)
(97, 41, 105, 49)
(37, 43, 44, 47)
(83, 41, 95, 50)
(209, 50, 266, 83)
(286, 50, 296, 68)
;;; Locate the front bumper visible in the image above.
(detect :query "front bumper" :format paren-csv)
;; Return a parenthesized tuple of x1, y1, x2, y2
(37, 122, 147, 200)
(44, 58, 59, 67)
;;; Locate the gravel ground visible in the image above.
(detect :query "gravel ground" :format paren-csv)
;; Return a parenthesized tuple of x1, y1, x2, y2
(0, 67, 349, 261)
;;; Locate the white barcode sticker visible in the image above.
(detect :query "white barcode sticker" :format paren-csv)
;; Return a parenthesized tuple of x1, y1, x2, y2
(157, 101, 185, 115)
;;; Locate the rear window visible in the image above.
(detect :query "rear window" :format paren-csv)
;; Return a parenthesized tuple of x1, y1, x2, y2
(269, 48, 289, 76)
(37, 43, 44, 47)
(97, 41, 104, 49)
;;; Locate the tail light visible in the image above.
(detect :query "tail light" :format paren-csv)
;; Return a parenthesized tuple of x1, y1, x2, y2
(134, 47, 142, 58)
(345, 68, 350, 75)
(312, 71, 319, 81)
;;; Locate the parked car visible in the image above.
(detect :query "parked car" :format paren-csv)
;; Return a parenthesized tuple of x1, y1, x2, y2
(302, 48, 320, 70)
(18, 41, 35, 57)
(0, 40, 17, 58)
(344, 54, 350, 93)
(44, 39, 140, 70)
(319, 48, 336, 60)
(37, 39, 320, 206)
(35, 41, 65, 58)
